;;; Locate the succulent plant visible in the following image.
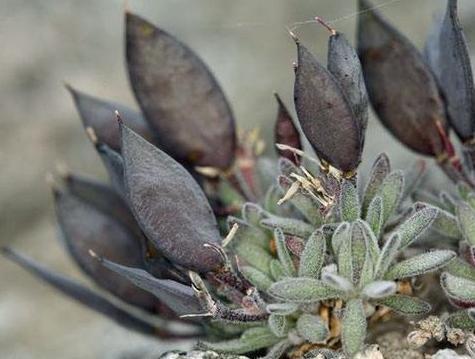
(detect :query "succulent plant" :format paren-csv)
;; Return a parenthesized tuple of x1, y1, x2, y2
(4, 0, 475, 358)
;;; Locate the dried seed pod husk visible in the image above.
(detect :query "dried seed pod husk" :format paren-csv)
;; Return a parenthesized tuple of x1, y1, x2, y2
(66, 85, 156, 152)
(54, 187, 157, 311)
(274, 93, 302, 165)
(425, 0, 475, 143)
(120, 122, 224, 273)
(126, 13, 236, 169)
(293, 38, 362, 173)
(357, 0, 448, 157)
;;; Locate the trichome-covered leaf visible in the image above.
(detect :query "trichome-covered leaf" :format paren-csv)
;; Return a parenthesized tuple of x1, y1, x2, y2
(441, 272, 475, 307)
(341, 299, 366, 357)
(268, 314, 290, 338)
(376, 294, 431, 316)
(274, 228, 296, 277)
(120, 122, 223, 272)
(296, 314, 329, 344)
(378, 170, 404, 224)
(293, 38, 362, 173)
(396, 206, 438, 249)
(362, 280, 396, 299)
(362, 153, 390, 215)
(268, 278, 344, 303)
(298, 230, 326, 278)
(126, 13, 235, 169)
(339, 180, 361, 222)
(457, 202, 475, 246)
(357, 0, 448, 156)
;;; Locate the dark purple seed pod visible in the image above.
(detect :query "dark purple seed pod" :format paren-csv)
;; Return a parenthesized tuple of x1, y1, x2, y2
(120, 121, 224, 273)
(357, 0, 448, 157)
(54, 187, 157, 312)
(126, 12, 236, 169)
(66, 85, 157, 152)
(1, 248, 161, 336)
(274, 93, 302, 165)
(425, 0, 475, 143)
(327, 29, 369, 148)
(293, 37, 363, 173)
(94, 254, 203, 316)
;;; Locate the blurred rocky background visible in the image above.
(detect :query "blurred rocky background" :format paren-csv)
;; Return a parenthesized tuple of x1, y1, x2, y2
(0, 0, 474, 358)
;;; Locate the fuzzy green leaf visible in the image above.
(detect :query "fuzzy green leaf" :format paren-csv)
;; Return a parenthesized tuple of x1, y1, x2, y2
(351, 221, 370, 285)
(374, 234, 401, 279)
(385, 250, 456, 280)
(340, 180, 361, 222)
(378, 170, 404, 224)
(365, 195, 383, 238)
(240, 266, 273, 292)
(446, 310, 475, 330)
(299, 230, 326, 278)
(446, 257, 475, 282)
(429, 205, 461, 238)
(261, 340, 292, 359)
(296, 314, 329, 344)
(268, 314, 289, 338)
(227, 217, 269, 249)
(321, 272, 354, 293)
(376, 295, 431, 316)
(337, 233, 353, 281)
(362, 281, 396, 299)
(457, 202, 475, 246)
(268, 278, 344, 303)
(362, 153, 390, 216)
(260, 216, 314, 239)
(269, 260, 286, 282)
(331, 222, 351, 255)
(441, 272, 475, 303)
(232, 239, 273, 275)
(242, 202, 268, 227)
(342, 299, 366, 357)
(359, 220, 380, 265)
(274, 228, 296, 276)
(200, 327, 279, 354)
(396, 206, 438, 249)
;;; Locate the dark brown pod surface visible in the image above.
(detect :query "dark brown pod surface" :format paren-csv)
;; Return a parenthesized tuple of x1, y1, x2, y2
(120, 122, 224, 273)
(67, 85, 156, 152)
(274, 93, 302, 164)
(293, 40, 362, 173)
(357, 0, 448, 156)
(54, 188, 157, 312)
(328, 32, 369, 147)
(425, 0, 475, 142)
(126, 13, 236, 169)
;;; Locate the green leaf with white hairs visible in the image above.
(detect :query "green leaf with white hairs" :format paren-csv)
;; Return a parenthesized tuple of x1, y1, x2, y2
(269, 259, 286, 281)
(240, 266, 273, 292)
(365, 195, 383, 238)
(350, 222, 369, 285)
(299, 230, 326, 278)
(200, 326, 280, 354)
(266, 303, 299, 316)
(396, 206, 438, 249)
(429, 205, 461, 239)
(446, 257, 475, 282)
(296, 314, 329, 344)
(261, 216, 314, 239)
(385, 250, 455, 280)
(232, 239, 273, 275)
(268, 278, 344, 303)
(339, 180, 360, 222)
(375, 295, 431, 316)
(342, 299, 366, 357)
(362, 281, 396, 299)
(374, 234, 401, 279)
(359, 220, 379, 264)
(446, 310, 475, 330)
(278, 175, 323, 226)
(441, 272, 475, 303)
(457, 202, 475, 246)
(362, 153, 391, 216)
(227, 217, 269, 249)
(261, 340, 292, 359)
(331, 222, 351, 255)
(274, 228, 296, 276)
(321, 271, 354, 293)
(378, 170, 404, 224)
(359, 250, 375, 288)
(337, 233, 353, 281)
(268, 314, 290, 338)
(241, 202, 268, 227)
